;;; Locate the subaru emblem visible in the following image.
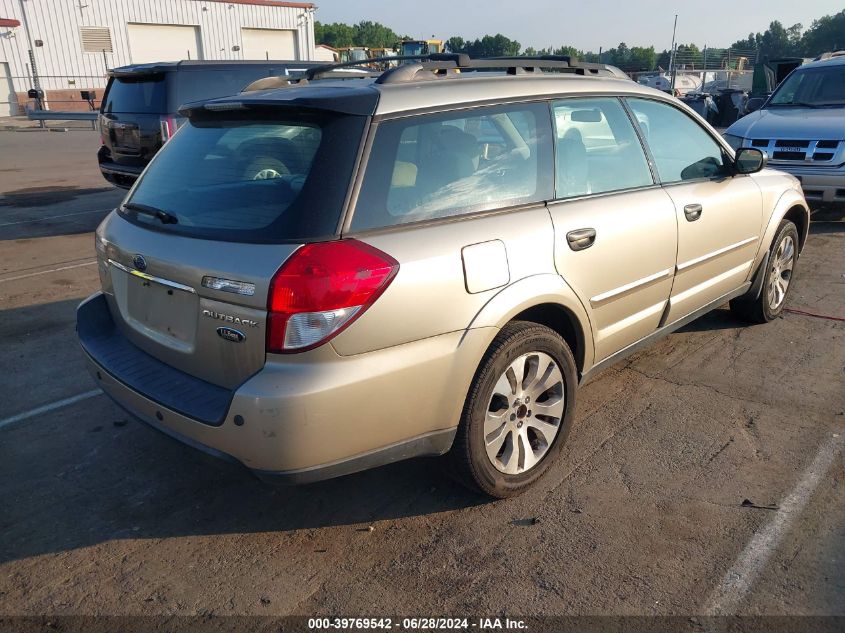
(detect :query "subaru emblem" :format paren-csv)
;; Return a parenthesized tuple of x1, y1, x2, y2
(132, 254, 147, 272)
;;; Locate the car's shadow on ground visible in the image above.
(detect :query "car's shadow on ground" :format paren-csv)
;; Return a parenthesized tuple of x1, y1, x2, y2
(0, 425, 486, 564)
(0, 185, 113, 208)
(809, 220, 845, 235)
(0, 292, 488, 565)
(1, 347, 487, 565)
(676, 306, 749, 333)
(0, 295, 770, 565)
(0, 186, 121, 241)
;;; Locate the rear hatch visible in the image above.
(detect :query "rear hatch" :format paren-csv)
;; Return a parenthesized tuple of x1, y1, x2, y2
(96, 105, 368, 389)
(99, 73, 169, 168)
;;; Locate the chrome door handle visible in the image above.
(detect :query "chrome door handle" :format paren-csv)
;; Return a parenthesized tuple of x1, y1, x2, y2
(566, 228, 596, 251)
(684, 204, 703, 221)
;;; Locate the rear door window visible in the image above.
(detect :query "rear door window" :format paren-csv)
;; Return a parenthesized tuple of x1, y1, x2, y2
(351, 102, 554, 231)
(552, 97, 654, 198)
(122, 108, 367, 243)
(102, 75, 167, 114)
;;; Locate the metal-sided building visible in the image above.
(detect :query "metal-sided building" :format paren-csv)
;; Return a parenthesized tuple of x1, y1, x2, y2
(0, 0, 317, 115)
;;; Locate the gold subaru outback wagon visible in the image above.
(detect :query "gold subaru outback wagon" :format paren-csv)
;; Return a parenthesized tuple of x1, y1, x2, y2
(78, 54, 810, 497)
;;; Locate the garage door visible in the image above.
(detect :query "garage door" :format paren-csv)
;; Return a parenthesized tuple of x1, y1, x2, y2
(0, 63, 14, 116)
(127, 23, 202, 63)
(241, 28, 297, 60)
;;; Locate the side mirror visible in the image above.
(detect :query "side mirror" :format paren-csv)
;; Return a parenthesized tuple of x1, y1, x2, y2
(744, 97, 766, 114)
(734, 148, 767, 174)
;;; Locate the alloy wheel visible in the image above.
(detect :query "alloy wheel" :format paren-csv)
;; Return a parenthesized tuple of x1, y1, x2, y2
(768, 234, 795, 310)
(484, 351, 565, 475)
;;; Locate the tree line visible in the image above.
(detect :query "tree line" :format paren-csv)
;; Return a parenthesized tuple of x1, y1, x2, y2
(315, 21, 409, 49)
(316, 10, 844, 72)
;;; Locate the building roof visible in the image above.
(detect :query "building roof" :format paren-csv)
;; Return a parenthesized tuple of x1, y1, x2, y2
(0, 18, 21, 27)
(203, 0, 315, 8)
(109, 60, 324, 76)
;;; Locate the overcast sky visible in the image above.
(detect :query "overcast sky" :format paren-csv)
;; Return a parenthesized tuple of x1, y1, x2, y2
(313, 0, 842, 51)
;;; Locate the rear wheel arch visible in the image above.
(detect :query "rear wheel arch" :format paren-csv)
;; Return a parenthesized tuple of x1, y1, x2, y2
(511, 303, 586, 377)
(465, 275, 595, 377)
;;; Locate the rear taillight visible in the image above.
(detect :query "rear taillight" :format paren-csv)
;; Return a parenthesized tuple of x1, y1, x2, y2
(159, 115, 184, 142)
(267, 240, 399, 353)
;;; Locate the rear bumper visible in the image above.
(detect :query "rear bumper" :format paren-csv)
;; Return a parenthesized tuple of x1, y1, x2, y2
(770, 164, 845, 206)
(97, 147, 144, 189)
(98, 162, 143, 189)
(77, 292, 488, 483)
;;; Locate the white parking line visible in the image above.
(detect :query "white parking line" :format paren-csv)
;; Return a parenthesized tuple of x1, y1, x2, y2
(0, 389, 102, 430)
(0, 260, 97, 283)
(704, 432, 844, 615)
(0, 208, 112, 227)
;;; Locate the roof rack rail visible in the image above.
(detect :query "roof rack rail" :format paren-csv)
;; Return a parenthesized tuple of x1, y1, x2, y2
(294, 53, 462, 81)
(378, 55, 628, 83)
(241, 53, 628, 92)
(306, 53, 627, 83)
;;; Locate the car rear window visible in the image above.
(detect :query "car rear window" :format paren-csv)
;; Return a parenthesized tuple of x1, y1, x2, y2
(102, 75, 167, 114)
(121, 107, 367, 243)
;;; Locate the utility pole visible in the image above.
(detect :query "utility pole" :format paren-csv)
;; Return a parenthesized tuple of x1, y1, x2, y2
(17, 0, 44, 123)
(669, 14, 678, 92)
(727, 49, 732, 89)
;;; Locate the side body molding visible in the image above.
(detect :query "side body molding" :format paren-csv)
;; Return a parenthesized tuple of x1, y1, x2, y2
(466, 273, 596, 375)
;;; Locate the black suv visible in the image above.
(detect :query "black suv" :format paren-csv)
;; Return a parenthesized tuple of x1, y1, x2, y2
(97, 60, 322, 188)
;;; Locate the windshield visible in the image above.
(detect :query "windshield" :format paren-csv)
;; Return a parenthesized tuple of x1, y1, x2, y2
(768, 65, 845, 107)
(122, 108, 366, 243)
(402, 43, 425, 56)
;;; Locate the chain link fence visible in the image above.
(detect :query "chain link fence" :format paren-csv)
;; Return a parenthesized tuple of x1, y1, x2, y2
(628, 47, 759, 96)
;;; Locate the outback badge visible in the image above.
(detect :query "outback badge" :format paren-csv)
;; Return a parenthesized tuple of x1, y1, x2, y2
(217, 327, 246, 343)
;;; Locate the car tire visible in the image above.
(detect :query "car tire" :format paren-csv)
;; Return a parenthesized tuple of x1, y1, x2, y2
(244, 157, 290, 180)
(447, 321, 577, 498)
(730, 219, 799, 324)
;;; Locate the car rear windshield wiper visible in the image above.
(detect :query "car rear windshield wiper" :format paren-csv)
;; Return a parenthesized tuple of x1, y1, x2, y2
(122, 202, 179, 224)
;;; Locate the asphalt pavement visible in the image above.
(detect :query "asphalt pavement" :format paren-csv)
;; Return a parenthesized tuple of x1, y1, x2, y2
(0, 129, 843, 623)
